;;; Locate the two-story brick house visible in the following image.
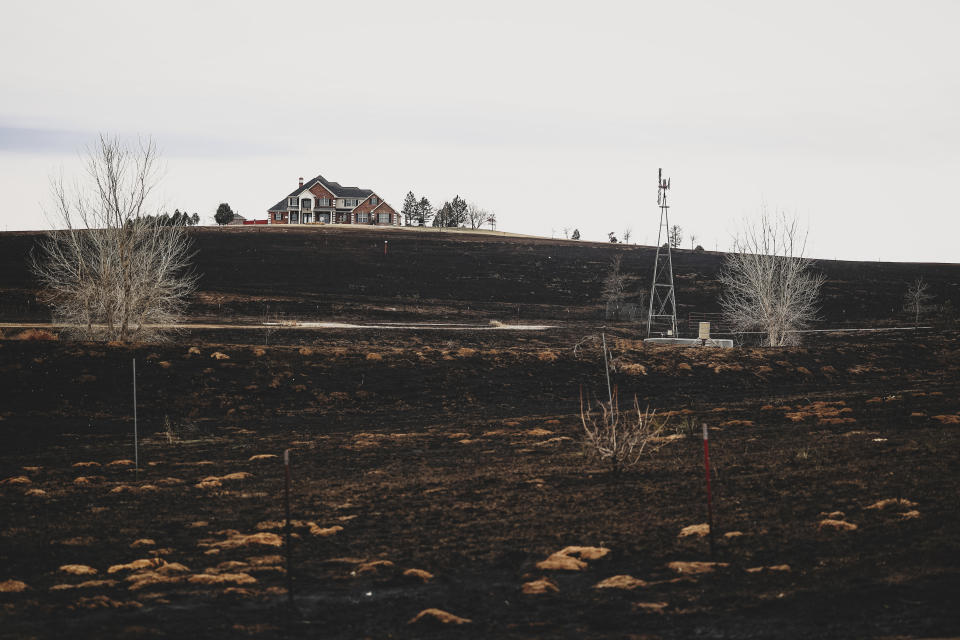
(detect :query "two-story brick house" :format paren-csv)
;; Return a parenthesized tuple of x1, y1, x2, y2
(267, 175, 399, 226)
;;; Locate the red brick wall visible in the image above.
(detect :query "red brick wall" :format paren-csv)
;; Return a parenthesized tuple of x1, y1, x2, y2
(308, 184, 335, 202)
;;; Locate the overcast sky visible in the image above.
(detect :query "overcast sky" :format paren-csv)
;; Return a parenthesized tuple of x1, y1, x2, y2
(1, 0, 957, 262)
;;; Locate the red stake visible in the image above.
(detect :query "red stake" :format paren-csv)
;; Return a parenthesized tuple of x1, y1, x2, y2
(384, 240, 388, 255)
(703, 423, 715, 558)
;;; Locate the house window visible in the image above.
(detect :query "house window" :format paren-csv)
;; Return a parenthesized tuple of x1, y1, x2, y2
(377, 212, 390, 224)
(318, 212, 330, 223)
(288, 197, 297, 206)
(357, 212, 369, 223)
(317, 197, 329, 207)
(371, 196, 379, 205)
(274, 212, 282, 221)
(301, 198, 311, 209)
(290, 212, 299, 223)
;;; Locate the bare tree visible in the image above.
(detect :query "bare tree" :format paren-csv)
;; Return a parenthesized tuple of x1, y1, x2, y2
(466, 202, 488, 230)
(30, 135, 197, 342)
(718, 209, 824, 346)
(689, 233, 698, 250)
(622, 227, 632, 244)
(602, 255, 626, 320)
(562, 227, 570, 239)
(904, 277, 933, 326)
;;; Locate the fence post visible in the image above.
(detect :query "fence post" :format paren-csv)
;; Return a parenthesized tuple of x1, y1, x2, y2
(132, 358, 138, 479)
(703, 422, 715, 559)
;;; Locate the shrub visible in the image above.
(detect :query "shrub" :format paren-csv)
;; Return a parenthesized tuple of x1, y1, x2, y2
(580, 387, 668, 472)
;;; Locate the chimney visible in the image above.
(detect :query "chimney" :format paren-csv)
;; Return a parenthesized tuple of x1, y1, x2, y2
(298, 177, 304, 188)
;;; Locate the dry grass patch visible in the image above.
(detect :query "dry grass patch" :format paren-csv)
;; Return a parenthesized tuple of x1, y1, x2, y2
(818, 518, 858, 532)
(130, 539, 155, 548)
(357, 560, 395, 574)
(202, 532, 283, 551)
(73, 595, 142, 609)
(50, 579, 117, 591)
(867, 498, 917, 510)
(249, 454, 277, 461)
(594, 575, 648, 590)
(108, 558, 162, 574)
(667, 561, 728, 575)
(14, 329, 58, 341)
(932, 414, 960, 424)
(210, 351, 230, 360)
(408, 608, 471, 625)
(536, 546, 609, 571)
(2, 475, 31, 485)
(0, 579, 29, 593)
(522, 577, 559, 594)
(59, 564, 97, 576)
(403, 568, 434, 582)
(309, 524, 343, 537)
(678, 524, 710, 538)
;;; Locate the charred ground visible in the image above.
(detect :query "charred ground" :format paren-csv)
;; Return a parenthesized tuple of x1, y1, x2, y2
(1, 227, 958, 639)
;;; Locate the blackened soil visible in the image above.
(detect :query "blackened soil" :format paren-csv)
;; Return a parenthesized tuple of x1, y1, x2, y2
(2, 226, 959, 327)
(1, 328, 959, 638)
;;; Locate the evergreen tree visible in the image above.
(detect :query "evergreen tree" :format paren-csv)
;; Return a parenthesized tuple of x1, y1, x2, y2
(416, 197, 434, 226)
(432, 202, 452, 227)
(448, 195, 468, 227)
(571, 229, 580, 240)
(215, 203, 234, 226)
(401, 191, 418, 226)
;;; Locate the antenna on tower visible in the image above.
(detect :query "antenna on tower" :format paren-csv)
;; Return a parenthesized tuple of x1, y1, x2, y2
(646, 167, 678, 337)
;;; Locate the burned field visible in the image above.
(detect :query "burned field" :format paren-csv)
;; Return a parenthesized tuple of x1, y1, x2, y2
(1, 326, 960, 639)
(1, 227, 959, 638)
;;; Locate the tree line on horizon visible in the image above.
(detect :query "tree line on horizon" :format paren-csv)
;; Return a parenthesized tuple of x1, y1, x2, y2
(400, 191, 495, 230)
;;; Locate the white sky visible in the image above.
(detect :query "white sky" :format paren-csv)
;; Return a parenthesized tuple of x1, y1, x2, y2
(1, 0, 957, 262)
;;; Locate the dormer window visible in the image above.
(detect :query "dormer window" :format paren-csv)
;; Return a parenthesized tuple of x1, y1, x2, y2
(301, 198, 311, 209)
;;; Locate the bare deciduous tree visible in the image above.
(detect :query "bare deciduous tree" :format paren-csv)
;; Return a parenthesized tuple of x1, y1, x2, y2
(718, 210, 823, 346)
(465, 201, 488, 229)
(622, 227, 632, 244)
(903, 277, 933, 326)
(602, 255, 626, 319)
(30, 135, 197, 342)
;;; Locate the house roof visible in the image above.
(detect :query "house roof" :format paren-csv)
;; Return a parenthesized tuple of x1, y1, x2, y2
(268, 174, 373, 211)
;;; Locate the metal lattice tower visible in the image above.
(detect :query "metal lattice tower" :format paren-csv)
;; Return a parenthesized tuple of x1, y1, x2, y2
(646, 168, 678, 337)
